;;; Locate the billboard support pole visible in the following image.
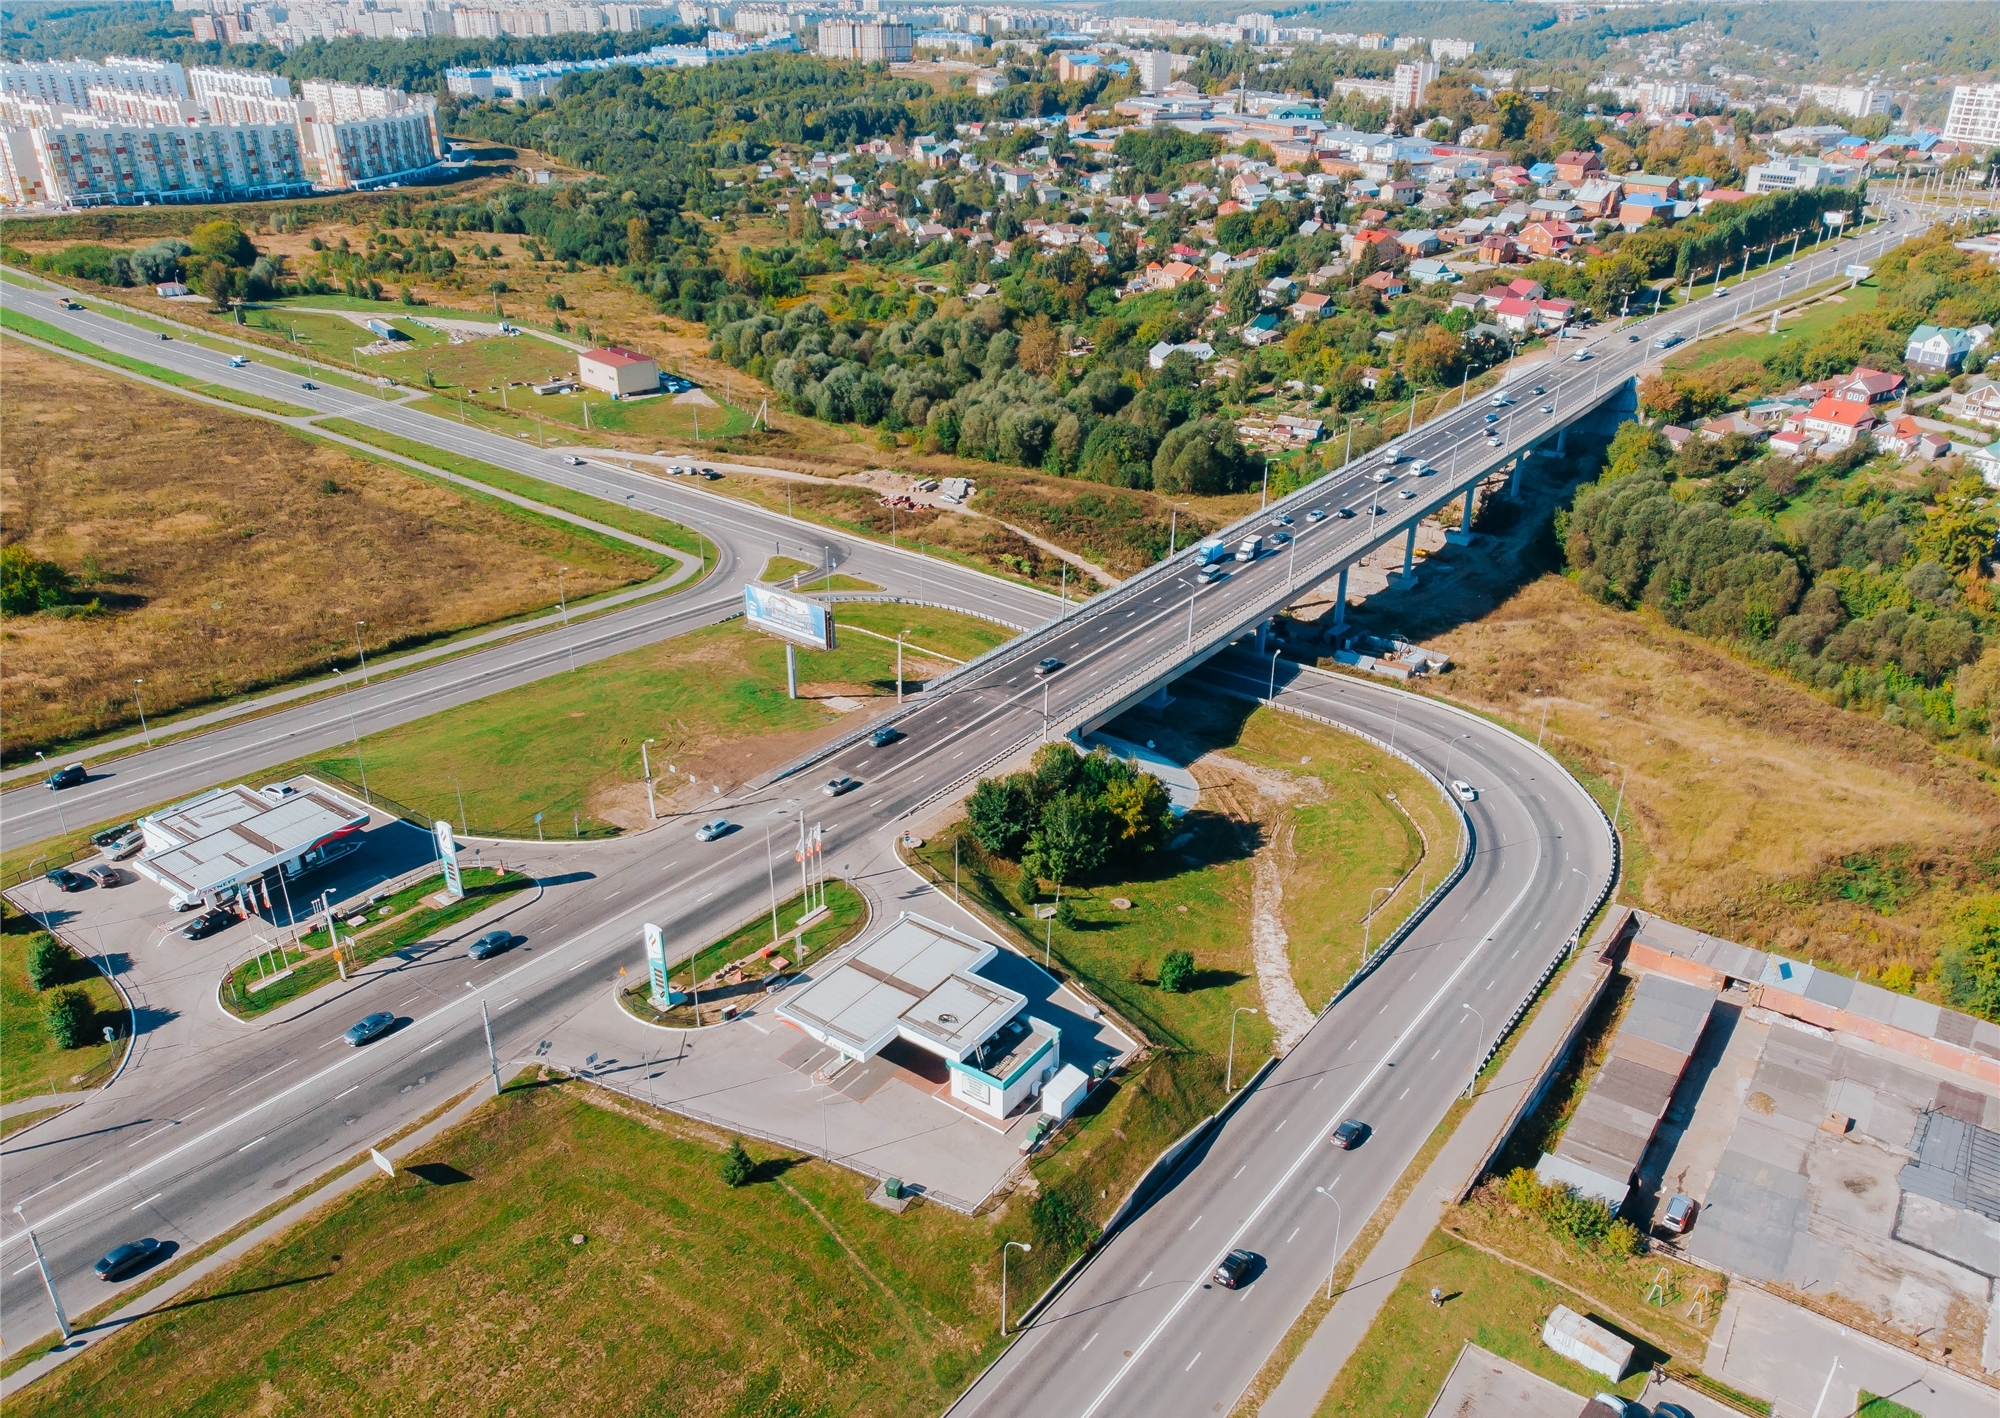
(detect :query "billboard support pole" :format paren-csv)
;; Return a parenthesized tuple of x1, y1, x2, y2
(787, 643, 798, 700)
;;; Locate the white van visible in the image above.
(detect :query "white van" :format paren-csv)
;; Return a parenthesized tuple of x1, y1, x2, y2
(1234, 535, 1263, 561)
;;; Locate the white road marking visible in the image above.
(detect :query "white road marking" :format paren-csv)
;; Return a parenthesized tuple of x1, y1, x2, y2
(1186, 1352, 1201, 1372)
(1233, 1165, 1245, 1179)
(419, 1039, 445, 1053)
(1187, 1215, 1202, 1231)
(1286, 1227, 1300, 1244)
(238, 1134, 267, 1152)
(1275, 1118, 1287, 1133)
(500, 997, 519, 1009)
(1400, 1088, 1410, 1099)
(335, 1086, 359, 1099)
(129, 1123, 177, 1146)
(131, 1193, 162, 1211)
(1081, 1332, 1098, 1352)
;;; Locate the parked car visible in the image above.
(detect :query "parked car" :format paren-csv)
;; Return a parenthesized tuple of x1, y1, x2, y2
(1589, 1397, 1648, 1418)
(85, 864, 123, 888)
(1659, 1192, 1698, 1235)
(181, 909, 233, 940)
(822, 775, 859, 797)
(45, 762, 86, 790)
(91, 822, 135, 849)
(1452, 780, 1477, 803)
(93, 1238, 164, 1281)
(1035, 657, 1064, 677)
(467, 930, 512, 961)
(1329, 1118, 1369, 1150)
(344, 1011, 395, 1046)
(869, 725, 902, 747)
(695, 817, 730, 842)
(1212, 1248, 1258, 1289)
(45, 867, 89, 893)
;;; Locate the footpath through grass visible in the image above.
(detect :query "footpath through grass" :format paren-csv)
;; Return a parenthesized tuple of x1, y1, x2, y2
(3, 1083, 1019, 1417)
(0, 307, 314, 416)
(224, 868, 529, 1019)
(0, 907, 123, 1106)
(292, 604, 1012, 838)
(318, 418, 712, 565)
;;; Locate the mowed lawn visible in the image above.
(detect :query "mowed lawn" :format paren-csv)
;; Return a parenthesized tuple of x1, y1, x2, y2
(303, 604, 1014, 836)
(0, 338, 666, 760)
(0, 909, 123, 1106)
(8, 1084, 1014, 1418)
(1666, 282, 1880, 372)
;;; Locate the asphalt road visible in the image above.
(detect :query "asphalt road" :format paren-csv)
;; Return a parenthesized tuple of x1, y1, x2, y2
(0, 206, 1928, 1384)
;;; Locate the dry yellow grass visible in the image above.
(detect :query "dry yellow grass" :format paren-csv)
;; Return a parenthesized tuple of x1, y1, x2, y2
(0, 338, 658, 757)
(1419, 573, 2000, 985)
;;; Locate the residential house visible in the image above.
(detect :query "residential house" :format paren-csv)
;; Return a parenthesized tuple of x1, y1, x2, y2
(1554, 148, 1604, 186)
(1797, 396, 1879, 449)
(1697, 412, 1767, 442)
(1408, 257, 1457, 286)
(1534, 297, 1576, 330)
(1290, 291, 1333, 322)
(1623, 172, 1681, 200)
(1572, 179, 1624, 218)
(1360, 270, 1408, 298)
(1478, 233, 1521, 265)
(1492, 295, 1539, 334)
(1829, 367, 1906, 406)
(1874, 415, 1951, 460)
(1135, 192, 1173, 218)
(1262, 275, 1298, 305)
(1661, 424, 1695, 452)
(1529, 197, 1583, 223)
(1696, 188, 1748, 212)
(1521, 220, 1576, 257)
(1618, 193, 1676, 230)
(1499, 277, 1546, 302)
(1342, 227, 1399, 260)
(1460, 189, 1498, 212)
(1905, 325, 1976, 373)
(1383, 178, 1421, 206)
(1397, 228, 1442, 256)
(1948, 378, 2000, 428)
(1969, 439, 2000, 486)
(1770, 428, 1813, 459)
(1147, 340, 1215, 370)
(1242, 313, 1284, 346)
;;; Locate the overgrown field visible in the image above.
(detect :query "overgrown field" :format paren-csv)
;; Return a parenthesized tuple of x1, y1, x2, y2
(6, 1082, 1018, 1417)
(0, 338, 663, 760)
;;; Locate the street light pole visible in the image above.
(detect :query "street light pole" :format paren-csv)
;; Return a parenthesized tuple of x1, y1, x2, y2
(330, 667, 370, 803)
(13, 1205, 70, 1339)
(1268, 647, 1282, 702)
(556, 567, 576, 673)
(133, 679, 153, 747)
(1361, 883, 1394, 961)
(1609, 761, 1629, 836)
(1462, 1002, 1487, 1097)
(354, 621, 370, 683)
(1314, 1186, 1344, 1299)
(1227, 1006, 1259, 1091)
(1443, 732, 1470, 785)
(1001, 1240, 1033, 1336)
(641, 739, 657, 821)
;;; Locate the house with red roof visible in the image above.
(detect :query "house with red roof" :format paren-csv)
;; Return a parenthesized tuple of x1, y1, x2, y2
(1829, 367, 1906, 407)
(1796, 396, 1879, 450)
(1360, 270, 1408, 298)
(1874, 415, 1951, 461)
(1521, 220, 1576, 257)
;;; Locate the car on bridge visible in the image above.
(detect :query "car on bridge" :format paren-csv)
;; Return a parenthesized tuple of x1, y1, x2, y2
(468, 930, 514, 960)
(696, 817, 732, 841)
(1572, 349, 1593, 360)
(1329, 1118, 1370, 1149)
(345, 1011, 396, 1046)
(1035, 656, 1064, 676)
(1212, 1248, 1259, 1289)
(1196, 565, 1228, 584)
(1275, 512, 1294, 526)
(1307, 508, 1327, 522)
(1652, 330, 1685, 350)
(94, 1238, 165, 1281)
(1234, 535, 1263, 561)
(823, 775, 859, 797)
(1271, 529, 1293, 544)
(869, 724, 902, 747)
(1380, 444, 1404, 463)
(1336, 507, 1355, 519)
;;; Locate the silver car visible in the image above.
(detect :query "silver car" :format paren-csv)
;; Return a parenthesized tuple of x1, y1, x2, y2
(696, 817, 730, 841)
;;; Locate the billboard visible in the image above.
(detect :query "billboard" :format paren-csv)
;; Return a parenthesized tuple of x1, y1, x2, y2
(643, 922, 679, 1005)
(743, 582, 837, 651)
(434, 820, 463, 897)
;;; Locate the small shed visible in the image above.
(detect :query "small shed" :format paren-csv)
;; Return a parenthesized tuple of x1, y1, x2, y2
(1540, 1305, 1632, 1382)
(1041, 1064, 1090, 1122)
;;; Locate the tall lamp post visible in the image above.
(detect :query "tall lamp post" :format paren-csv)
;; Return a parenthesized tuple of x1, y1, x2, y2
(1462, 1002, 1487, 1097)
(1442, 732, 1470, 786)
(330, 667, 370, 803)
(1361, 883, 1395, 962)
(1227, 1006, 1259, 1092)
(1314, 1186, 1344, 1299)
(1000, 1240, 1033, 1337)
(34, 753, 68, 835)
(354, 621, 370, 683)
(133, 678, 153, 747)
(641, 738, 657, 821)
(12, 1204, 70, 1340)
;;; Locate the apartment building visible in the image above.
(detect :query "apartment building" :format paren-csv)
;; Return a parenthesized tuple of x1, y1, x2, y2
(297, 80, 442, 188)
(1944, 83, 2000, 149)
(816, 19, 913, 64)
(1, 109, 307, 205)
(0, 57, 188, 109)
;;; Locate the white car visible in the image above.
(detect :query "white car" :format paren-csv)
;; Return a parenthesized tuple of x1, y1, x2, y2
(1451, 780, 1477, 803)
(822, 776, 858, 797)
(695, 817, 730, 841)
(562, 455, 585, 466)
(229, 355, 248, 368)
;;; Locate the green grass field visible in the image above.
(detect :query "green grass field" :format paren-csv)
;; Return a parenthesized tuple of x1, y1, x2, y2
(622, 880, 870, 1027)
(294, 605, 1013, 838)
(4, 1083, 1022, 1417)
(0, 308, 314, 416)
(1666, 282, 1880, 373)
(0, 909, 124, 1106)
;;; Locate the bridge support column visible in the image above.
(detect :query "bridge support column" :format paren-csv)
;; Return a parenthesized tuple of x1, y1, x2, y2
(1445, 484, 1477, 546)
(1330, 567, 1349, 637)
(1555, 423, 1568, 457)
(1254, 619, 1274, 655)
(1507, 457, 1522, 498)
(1388, 524, 1419, 590)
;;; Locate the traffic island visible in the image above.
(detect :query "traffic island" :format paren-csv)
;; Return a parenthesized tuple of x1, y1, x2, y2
(618, 880, 867, 1030)
(220, 867, 531, 1020)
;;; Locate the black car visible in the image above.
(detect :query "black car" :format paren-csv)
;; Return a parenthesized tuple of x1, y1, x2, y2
(45, 763, 86, 790)
(94, 1238, 164, 1280)
(1212, 1248, 1258, 1289)
(1329, 1118, 1370, 1150)
(468, 930, 513, 961)
(45, 868, 88, 893)
(181, 909, 233, 940)
(345, 1011, 395, 1046)
(1035, 657, 1064, 677)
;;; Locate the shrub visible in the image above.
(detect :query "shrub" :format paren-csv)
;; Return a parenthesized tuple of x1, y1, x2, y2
(25, 935, 68, 991)
(1053, 899, 1078, 929)
(1, 546, 76, 616)
(720, 1138, 754, 1187)
(45, 987, 91, 1049)
(1158, 949, 1195, 994)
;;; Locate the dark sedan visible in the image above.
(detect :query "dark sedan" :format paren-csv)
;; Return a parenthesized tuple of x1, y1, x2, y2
(180, 909, 233, 940)
(1212, 1248, 1259, 1289)
(94, 1238, 165, 1281)
(467, 930, 513, 961)
(344, 1011, 395, 1046)
(45, 763, 86, 790)
(1329, 1118, 1370, 1150)
(45, 868, 89, 893)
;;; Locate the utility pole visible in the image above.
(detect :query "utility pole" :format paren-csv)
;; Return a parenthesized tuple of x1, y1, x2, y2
(482, 999, 502, 1098)
(14, 1206, 69, 1340)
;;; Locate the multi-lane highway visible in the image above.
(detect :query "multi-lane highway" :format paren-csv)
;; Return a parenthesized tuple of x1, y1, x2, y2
(0, 203, 1929, 1398)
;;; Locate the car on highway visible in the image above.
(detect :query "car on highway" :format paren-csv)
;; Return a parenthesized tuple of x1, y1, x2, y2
(1212, 1248, 1258, 1289)
(57, 298, 82, 310)
(467, 930, 513, 961)
(1234, 535, 1263, 561)
(1271, 529, 1293, 543)
(1452, 780, 1477, 803)
(45, 867, 89, 893)
(562, 455, 585, 466)
(1531, 386, 1544, 396)
(157, 332, 170, 341)
(1329, 1118, 1370, 1149)
(869, 725, 902, 747)
(86, 864, 123, 888)
(1035, 656, 1064, 676)
(300, 380, 316, 390)
(696, 817, 731, 841)
(1714, 285, 1728, 298)
(1416, 463, 1435, 476)
(822, 775, 859, 797)
(344, 1011, 395, 1046)
(1307, 508, 1327, 522)
(1659, 1191, 1698, 1236)
(1275, 512, 1294, 526)
(1628, 333, 1641, 342)
(1484, 412, 1500, 424)
(1540, 404, 1554, 414)
(1572, 349, 1593, 361)
(1490, 392, 1513, 407)
(181, 909, 234, 940)
(1397, 489, 1415, 499)
(1195, 565, 1227, 584)
(45, 762, 86, 790)
(229, 355, 249, 367)
(1336, 507, 1355, 518)
(1380, 444, 1404, 463)
(1373, 469, 1397, 482)
(1652, 330, 1685, 350)
(1369, 504, 1388, 515)
(94, 1238, 165, 1281)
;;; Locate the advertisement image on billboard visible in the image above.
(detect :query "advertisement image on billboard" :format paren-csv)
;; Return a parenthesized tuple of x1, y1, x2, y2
(743, 582, 837, 651)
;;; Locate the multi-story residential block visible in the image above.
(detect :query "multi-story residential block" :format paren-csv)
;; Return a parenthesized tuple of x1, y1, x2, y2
(0, 57, 188, 109)
(817, 19, 913, 64)
(1798, 85, 1889, 120)
(1943, 84, 2000, 149)
(297, 80, 441, 188)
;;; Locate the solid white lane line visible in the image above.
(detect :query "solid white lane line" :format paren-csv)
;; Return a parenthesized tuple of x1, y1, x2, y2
(131, 1193, 162, 1211)
(129, 1123, 177, 1146)
(1081, 1332, 1098, 1352)
(1287, 1227, 1300, 1244)
(419, 1039, 445, 1053)
(335, 1086, 359, 1099)
(1186, 1352, 1201, 1372)
(1187, 1215, 1202, 1231)
(1233, 1165, 1245, 1179)
(238, 1135, 267, 1152)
